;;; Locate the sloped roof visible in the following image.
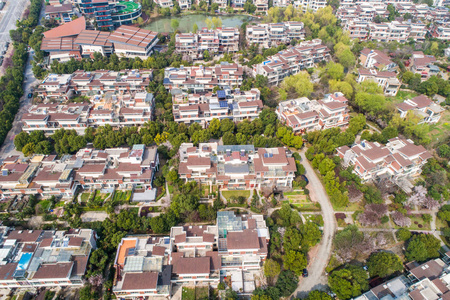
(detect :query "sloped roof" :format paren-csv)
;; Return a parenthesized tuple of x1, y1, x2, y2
(43, 16, 86, 39)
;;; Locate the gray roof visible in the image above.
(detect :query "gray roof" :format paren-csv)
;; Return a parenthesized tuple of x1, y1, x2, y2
(224, 164, 249, 174)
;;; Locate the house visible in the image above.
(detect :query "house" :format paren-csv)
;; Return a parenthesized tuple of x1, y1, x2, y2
(252, 39, 330, 86)
(172, 88, 263, 126)
(44, 3, 75, 24)
(357, 69, 401, 96)
(359, 48, 397, 71)
(178, 143, 296, 190)
(0, 228, 96, 289)
(246, 22, 305, 48)
(397, 94, 444, 124)
(410, 52, 439, 79)
(276, 93, 350, 133)
(430, 23, 450, 40)
(337, 137, 432, 188)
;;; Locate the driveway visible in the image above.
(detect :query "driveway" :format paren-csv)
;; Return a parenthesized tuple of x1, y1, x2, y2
(292, 149, 337, 298)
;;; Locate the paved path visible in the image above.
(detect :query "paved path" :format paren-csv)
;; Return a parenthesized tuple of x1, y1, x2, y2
(293, 149, 337, 298)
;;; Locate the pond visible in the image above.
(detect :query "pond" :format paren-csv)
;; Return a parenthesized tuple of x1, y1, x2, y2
(143, 13, 256, 33)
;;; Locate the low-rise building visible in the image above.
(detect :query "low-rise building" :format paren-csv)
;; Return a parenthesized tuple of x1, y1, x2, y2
(44, 3, 75, 24)
(175, 28, 240, 60)
(252, 39, 330, 86)
(397, 94, 444, 124)
(0, 228, 96, 289)
(430, 23, 450, 40)
(359, 48, 397, 71)
(410, 51, 439, 79)
(178, 143, 297, 190)
(276, 93, 350, 133)
(357, 69, 401, 96)
(172, 88, 263, 126)
(337, 137, 432, 187)
(164, 63, 244, 92)
(108, 25, 159, 58)
(246, 22, 305, 48)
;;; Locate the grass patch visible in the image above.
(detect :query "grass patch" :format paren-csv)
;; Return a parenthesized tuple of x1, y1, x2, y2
(332, 201, 364, 212)
(391, 214, 431, 230)
(290, 202, 321, 212)
(436, 218, 449, 231)
(387, 90, 418, 104)
(40, 200, 52, 211)
(181, 286, 209, 300)
(81, 207, 106, 212)
(168, 185, 174, 194)
(182, 287, 196, 300)
(429, 110, 450, 145)
(80, 193, 91, 202)
(113, 190, 132, 204)
(128, 207, 139, 215)
(222, 190, 250, 201)
(284, 190, 305, 196)
(304, 214, 324, 226)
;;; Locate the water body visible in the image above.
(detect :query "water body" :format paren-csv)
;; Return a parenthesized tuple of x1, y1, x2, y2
(143, 14, 256, 33)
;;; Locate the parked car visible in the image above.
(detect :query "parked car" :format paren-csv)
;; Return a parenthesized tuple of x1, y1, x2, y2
(27, 93, 33, 98)
(302, 269, 308, 277)
(301, 175, 309, 185)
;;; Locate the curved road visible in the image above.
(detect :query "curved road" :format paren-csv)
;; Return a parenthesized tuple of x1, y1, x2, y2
(293, 149, 337, 298)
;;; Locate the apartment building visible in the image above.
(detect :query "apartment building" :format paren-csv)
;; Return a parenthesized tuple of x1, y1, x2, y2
(164, 63, 244, 92)
(108, 26, 159, 58)
(246, 22, 305, 48)
(293, 0, 327, 11)
(359, 48, 397, 71)
(276, 93, 350, 133)
(0, 228, 96, 289)
(179, 0, 191, 9)
(410, 51, 439, 79)
(154, 0, 174, 8)
(253, 39, 330, 86)
(255, 0, 269, 12)
(343, 20, 427, 41)
(113, 211, 269, 298)
(343, 19, 371, 40)
(337, 137, 432, 186)
(397, 94, 444, 124)
(175, 27, 240, 60)
(212, 0, 228, 9)
(430, 23, 450, 40)
(178, 143, 296, 189)
(172, 88, 263, 126)
(357, 69, 401, 96)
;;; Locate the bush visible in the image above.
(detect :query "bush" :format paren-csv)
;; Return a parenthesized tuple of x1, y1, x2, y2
(396, 228, 412, 241)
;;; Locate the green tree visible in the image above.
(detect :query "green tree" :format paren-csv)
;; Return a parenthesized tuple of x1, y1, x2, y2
(14, 131, 30, 151)
(280, 71, 314, 98)
(264, 259, 281, 278)
(171, 19, 180, 31)
(22, 142, 35, 157)
(34, 140, 53, 155)
(406, 233, 441, 262)
(329, 265, 368, 300)
(193, 23, 198, 33)
(325, 62, 344, 80)
(367, 252, 403, 278)
(305, 291, 333, 300)
(283, 250, 307, 276)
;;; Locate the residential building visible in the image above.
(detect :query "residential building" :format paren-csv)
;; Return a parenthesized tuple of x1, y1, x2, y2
(164, 63, 244, 92)
(175, 28, 240, 60)
(154, 0, 174, 8)
(212, 0, 228, 9)
(276, 93, 350, 133)
(359, 48, 397, 71)
(79, 0, 142, 30)
(445, 47, 450, 57)
(357, 69, 401, 96)
(397, 94, 444, 124)
(178, 142, 297, 189)
(430, 23, 450, 40)
(293, 0, 327, 12)
(172, 88, 263, 126)
(410, 51, 440, 79)
(0, 228, 96, 289)
(108, 26, 159, 58)
(337, 137, 432, 189)
(74, 30, 114, 57)
(44, 4, 75, 24)
(179, 0, 191, 9)
(113, 211, 270, 298)
(246, 22, 305, 48)
(343, 19, 371, 40)
(252, 39, 330, 86)
(255, 0, 269, 12)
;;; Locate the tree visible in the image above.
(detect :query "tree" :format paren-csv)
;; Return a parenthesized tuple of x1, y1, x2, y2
(305, 291, 333, 300)
(325, 62, 344, 80)
(406, 233, 441, 262)
(170, 19, 179, 32)
(328, 265, 368, 300)
(22, 142, 35, 157)
(264, 259, 281, 278)
(34, 140, 53, 155)
(275, 270, 298, 297)
(337, 49, 356, 69)
(367, 251, 403, 278)
(14, 131, 30, 151)
(396, 228, 412, 241)
(193, 23, 198, 33)
(280, 71, 314, 98)
(392, 211, 411, 227)
(283, 250, 307, 276)
(222, 132, 237, 145)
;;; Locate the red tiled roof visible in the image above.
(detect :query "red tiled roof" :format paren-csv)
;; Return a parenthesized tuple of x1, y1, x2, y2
(121, 272, 158, 291)
(43, 16, 86, 39)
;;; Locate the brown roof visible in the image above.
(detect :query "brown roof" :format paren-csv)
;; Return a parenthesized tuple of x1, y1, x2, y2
(41, 37, 80, 52)
(43, 16, 86, 39)
(411, 95, 433, 109)
(32, 262, 74, 279)
(410, 289, 426, 300)
(410, 259, 445, 281)
(227, 229, 260, 250)
(68, 236, 84, 247)
(6, 230, 43, 243)
(75, 30, 112, 47)
(45, 3, 73, 14)
(186, 156, 211, 167)
(173, 257, 210, 275)
(0, 263, 18, 281)
(108, 25, 157, 49)
(22, 243, 37, 253)
(206, 251, 221, 271)
(432, 278, 449, 293)
(39, 238, 53, 248)
(121, 272, 158, 291)
(152, 246, 166, 256)
(77, 164, 105, 174)
(72, 256, 89, 276)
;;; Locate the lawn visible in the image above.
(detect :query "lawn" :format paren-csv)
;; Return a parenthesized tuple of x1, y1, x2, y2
(287, 200, 321, 212)
(304, 214, 324, 226)
(128, 207, 139, 215)
(429, 110, 450, 145)
(391, 214, 431, 230)
(113, 190, 132, 204)
(436, 218, 449, 231)
(222, 190, 250, 201)
(40, 200, 52, 212)
(387, 90, 418, 104)
(181, 286, 208, 300)
(80, 192, 91, 202)
(168, 185, 174, 194)
(182, 287, 196, 300)
(332, 200, 364, 212)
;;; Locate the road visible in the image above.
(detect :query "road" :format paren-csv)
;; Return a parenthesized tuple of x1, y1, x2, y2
(293, 149, 337, 298)
(0, 0, 29, 51)
(0, 0, 45, 158)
